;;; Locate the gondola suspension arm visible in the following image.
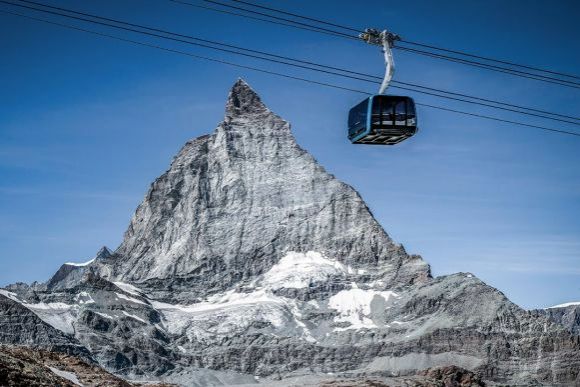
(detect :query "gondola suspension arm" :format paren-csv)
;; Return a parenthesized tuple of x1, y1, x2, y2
(360, 28, 401, 94)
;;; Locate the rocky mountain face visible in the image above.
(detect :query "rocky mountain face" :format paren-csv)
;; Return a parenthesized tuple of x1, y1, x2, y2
(98, 79, 429, 302)
(45, 247, 113, 291)
(0, 292, 91, 360)
(2, 79, 579, 386)
(535, 303, 580, 336)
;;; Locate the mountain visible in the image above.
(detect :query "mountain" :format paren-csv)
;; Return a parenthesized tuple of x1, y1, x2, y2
(1, 79, 579, 386)
(97, 79, 429, 302)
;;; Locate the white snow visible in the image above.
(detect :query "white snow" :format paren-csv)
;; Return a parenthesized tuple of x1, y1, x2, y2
(48, 366, 83, 386)
(177, 345, 187, 353)
(75, 291, 95, 305)
(152, 289, 312, 343)
(328, 288, 398, 331)
(153, 289, 282, 314)
(94, 311, 113, 320)
(115, 293, 148, 305)
(29, 302, 73, 310)
(0, 289, 21, 302)
(113, 282, 144, 296)
(261, 251, 360, 290)
(64, 258, 95, 267)
(122, 310, 147, 324)
(548, 301, 580, 309)
(26, 302, 76, 334)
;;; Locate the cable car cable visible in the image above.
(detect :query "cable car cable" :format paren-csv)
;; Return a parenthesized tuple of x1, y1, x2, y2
(395, 46, 580, 89)
(4, 0, 579, 125)
(398, 40, 580, 81)
(18, 0, 580, 117)
(226, 0, 362, 34)
(168, 0, 580, 87)
(167, 0, 356, 39)
(195, 0, 359, 40)
(416, 103, 580, 137)
(2, 8, 579, 138)
(9, 0, 373, 73)
(217, 0, 580, 81)
(0, 10, 371, 94)
(392, 80, 580, 122)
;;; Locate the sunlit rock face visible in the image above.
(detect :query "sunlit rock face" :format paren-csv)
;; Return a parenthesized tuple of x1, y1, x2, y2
(2, 80, 579, 386)
(102, 78, 430, 301)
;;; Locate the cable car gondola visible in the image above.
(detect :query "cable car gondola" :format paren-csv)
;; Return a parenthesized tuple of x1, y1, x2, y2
(348, 29, 419, 145)
(348, 95, 417, 145)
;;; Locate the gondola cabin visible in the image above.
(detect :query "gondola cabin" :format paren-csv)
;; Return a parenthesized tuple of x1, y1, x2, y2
(348, 95, 418, 145)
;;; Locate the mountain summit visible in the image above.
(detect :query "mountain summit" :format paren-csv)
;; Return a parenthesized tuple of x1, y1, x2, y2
(102, 78, 430, 300)
(2, 79, 579, 385)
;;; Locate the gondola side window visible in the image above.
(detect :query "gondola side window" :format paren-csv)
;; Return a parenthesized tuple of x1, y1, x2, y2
(348, 99, 369, 136)
(395, 99, 407, 126)
(407, 101, 416, 126)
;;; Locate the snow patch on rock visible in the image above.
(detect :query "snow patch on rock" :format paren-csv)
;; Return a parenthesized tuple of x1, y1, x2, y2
(48, 366, 83, 386)
(115, 293, 148, 305)
(26, 302, 76, 335)
(329, 288, 398, 331)
(122, 310, 147, 324)
(114, 281, 144, 296)
(0, 289, 21, 303)
(74, 291, 94, 305)
(152, 289, 313, 343)
(261, 251, 360, 290)
(64, 258, 95, 267)
(548, 301, 580, 309)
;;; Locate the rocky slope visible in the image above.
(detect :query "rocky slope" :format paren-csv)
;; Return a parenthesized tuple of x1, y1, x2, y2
(2, 79, 579, 386)
(0, 345, 133, 387)
(535, 302, 580, 335)
(0, 292, 91, 360)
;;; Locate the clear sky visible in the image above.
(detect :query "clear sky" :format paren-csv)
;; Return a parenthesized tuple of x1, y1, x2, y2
(0, 0, 578, 309)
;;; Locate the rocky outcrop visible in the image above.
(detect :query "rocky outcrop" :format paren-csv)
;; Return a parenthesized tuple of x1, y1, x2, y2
(535, 303, 580, 335)
(0, 345, 133, 387)
(415, 365, 485, 386)
(2, 79, 579, 386)
(318, 366, 485, 387)
(46, 246, 112, 291)
(0, 293, 91, 360)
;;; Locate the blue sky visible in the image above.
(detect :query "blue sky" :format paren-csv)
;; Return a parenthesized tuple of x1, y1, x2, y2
(0, 0, 578, 309)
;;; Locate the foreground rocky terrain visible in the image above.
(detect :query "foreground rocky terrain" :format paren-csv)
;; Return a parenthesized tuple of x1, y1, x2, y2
(1, 80, 579, 386)
(0, 345, 130, 386)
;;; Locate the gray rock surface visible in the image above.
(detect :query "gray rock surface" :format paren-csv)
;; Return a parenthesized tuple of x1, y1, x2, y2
(46, 246, 112, 291)
(0, 293, 91, 360)
(534, 303, 580, 335)
(1, 79, 579, 386)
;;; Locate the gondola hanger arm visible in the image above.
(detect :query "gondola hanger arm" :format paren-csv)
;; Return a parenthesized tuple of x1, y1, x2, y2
(360, 28, 401, 94)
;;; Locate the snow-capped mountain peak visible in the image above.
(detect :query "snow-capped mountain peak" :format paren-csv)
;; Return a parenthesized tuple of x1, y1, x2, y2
(3, 79, 579, 385)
